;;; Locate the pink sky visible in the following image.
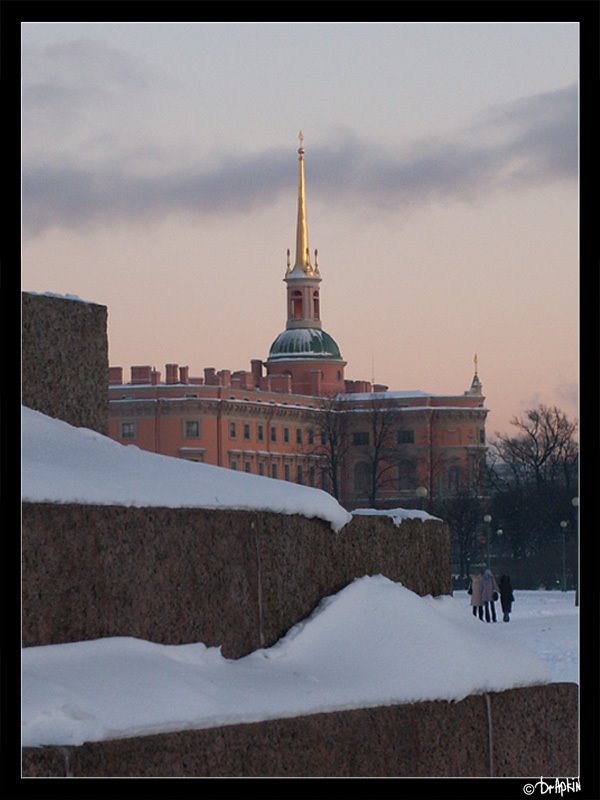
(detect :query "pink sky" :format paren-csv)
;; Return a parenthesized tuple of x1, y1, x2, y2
(21, 22, 580, 437)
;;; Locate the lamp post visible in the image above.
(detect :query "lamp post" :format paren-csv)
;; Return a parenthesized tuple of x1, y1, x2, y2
(572, 497, 579, 606)
(483, 514, 492, 569)
(495, 529, 503, 572)
(416, 486, 428, 511)
(560, 520, 568, 592)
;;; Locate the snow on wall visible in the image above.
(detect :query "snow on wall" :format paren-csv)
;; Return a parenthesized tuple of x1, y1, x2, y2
(22, 406, 352, 532)
(21, 575, 552, 748)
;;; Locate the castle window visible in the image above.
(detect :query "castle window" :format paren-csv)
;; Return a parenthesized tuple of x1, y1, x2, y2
(270, 426, 277, 443)
(229, 422, 237, 439)
(296, 428, 303, 445)
(398, 460, 417, 491)
(309, 465, 316, 486)
(397, 429, 415, 444)
(479, 429, 486, 444)
(313, 291, 320, 319)
(230, 460, 238, 470)
(284, 464, 291, 481)
(121, 422, 136, 440)
(258, 462, 265, 476)
(244, 461, 252, 473)
(352, 431, 370, 446)
(284, 427, 290, 443)
(184, 420, 200, 438)
(354, 461, 370, 495)
(297, 465, 304, 484)
(448, 465, 462, 492)
(308, 428, 315, 445)
(257, 424, 264, 441)
(271, 463, 278, 479)
(290, 290, 303, 320)
(244, 423, 251, 440)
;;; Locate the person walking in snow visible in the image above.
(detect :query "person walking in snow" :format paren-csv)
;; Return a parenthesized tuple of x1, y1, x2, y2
(481, 568, 499, 623)
(468, 573, 484, 620)
(498, 574, 515, 622)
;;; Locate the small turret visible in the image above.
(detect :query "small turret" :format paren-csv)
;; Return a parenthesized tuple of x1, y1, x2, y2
(465, 353, 483, 396)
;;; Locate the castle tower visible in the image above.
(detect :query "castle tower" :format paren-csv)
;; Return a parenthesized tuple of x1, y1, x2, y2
(266, 134, 346, 396)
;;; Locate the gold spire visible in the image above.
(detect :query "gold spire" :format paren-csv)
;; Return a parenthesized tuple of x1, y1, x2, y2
(294, 131, 313, 275)
(474, 353, 478, 377)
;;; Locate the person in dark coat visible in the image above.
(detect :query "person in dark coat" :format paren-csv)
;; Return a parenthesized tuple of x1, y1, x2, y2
(468, 574, 484, 620)
(481, 569, 499, 622)
(498, 574, 515, 622)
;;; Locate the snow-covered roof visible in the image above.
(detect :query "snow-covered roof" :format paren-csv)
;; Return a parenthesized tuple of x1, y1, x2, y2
(340, 390, 434, 400)
(340, 391, 483, 403)
(21, 407, 352, 532)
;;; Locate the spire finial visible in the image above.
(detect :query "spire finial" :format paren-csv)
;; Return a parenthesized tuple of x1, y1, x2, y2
(465, 353, 483, 396)
(294, 133, 312, 274)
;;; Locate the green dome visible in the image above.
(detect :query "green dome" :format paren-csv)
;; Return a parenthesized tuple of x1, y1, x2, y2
(268, 328, 343, 361)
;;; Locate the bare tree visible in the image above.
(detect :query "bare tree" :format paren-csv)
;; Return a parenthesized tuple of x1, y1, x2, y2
(487, 404, 579, 587)
(443, 489, 485, 583)
(490, 405, 578, 490)
(306, 395, 350, 501)
(347, 399, 409, 507)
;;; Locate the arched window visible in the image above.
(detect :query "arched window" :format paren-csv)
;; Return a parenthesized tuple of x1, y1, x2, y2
(290, 290, 303, 320)
(313, 290, 320, 319)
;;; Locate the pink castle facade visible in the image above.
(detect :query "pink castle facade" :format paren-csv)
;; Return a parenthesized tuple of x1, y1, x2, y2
(108, 137, 488, 509)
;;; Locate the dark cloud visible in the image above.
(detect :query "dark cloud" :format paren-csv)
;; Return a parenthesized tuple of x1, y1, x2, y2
(21, 39, 166, 136)
(22, 84, 577, 238)
(477, 84, 578, 183)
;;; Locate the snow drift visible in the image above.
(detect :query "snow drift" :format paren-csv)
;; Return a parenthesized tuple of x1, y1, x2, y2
(22, 575, 552, 748)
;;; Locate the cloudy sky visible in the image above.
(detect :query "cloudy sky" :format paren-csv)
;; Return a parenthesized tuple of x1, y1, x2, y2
(20, 21, 580, 435)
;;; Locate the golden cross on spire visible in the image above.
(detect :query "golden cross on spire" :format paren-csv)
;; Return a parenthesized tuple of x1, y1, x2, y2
(298, 130, 304, 151)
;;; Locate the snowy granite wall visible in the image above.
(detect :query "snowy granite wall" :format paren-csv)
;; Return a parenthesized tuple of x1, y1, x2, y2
(21, 503, 451, 657)
(21, 683, 578, 777)
(21, 292, 109, 435)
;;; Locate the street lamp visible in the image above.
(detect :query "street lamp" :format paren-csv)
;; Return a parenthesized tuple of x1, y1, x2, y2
(560, 520, 568, 592)
(495, 529, 503, 571)
(483, 514, 492, 569)
(572, 497, 579, 606)
(416, 486, 428, 511)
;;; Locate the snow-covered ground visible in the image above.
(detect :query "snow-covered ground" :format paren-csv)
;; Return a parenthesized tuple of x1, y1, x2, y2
(21, 407, 579, 750)
(454, 589, 579, 684)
